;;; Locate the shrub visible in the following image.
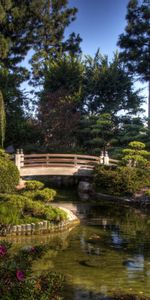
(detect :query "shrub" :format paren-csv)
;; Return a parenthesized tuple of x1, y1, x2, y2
(145, 189, 150, 197)
(0, 242, 64, 300)
(25, 180, 44, 191)
(0, 193, 66, 225)
(22, 188, 57, 202)
(121, 141, 150, 168)
(34, 188, 57, 202)
(0, 151, 19, 193)
(94, 165, 147, 196)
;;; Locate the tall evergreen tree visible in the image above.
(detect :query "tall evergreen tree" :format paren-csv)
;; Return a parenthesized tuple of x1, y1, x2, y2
(0, 90, 6, 147)
(38, 54, 84, 151)
(29, 0, 81, 86)
(0, 0, 80, 147)
(82, 50, 144, 115)
(118, 0, 150, 118)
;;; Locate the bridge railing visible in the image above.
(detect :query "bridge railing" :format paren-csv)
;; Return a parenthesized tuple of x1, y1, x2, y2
(15, 150, 102, 171)
(15, 149, 119, 171)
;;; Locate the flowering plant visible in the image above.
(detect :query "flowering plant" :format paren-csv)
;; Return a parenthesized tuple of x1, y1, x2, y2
(0, 242, 64, 300)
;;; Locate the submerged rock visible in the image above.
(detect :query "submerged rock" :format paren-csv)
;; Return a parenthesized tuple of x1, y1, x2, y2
(78, 259, 97, 268)
(87, 234, 101, 244)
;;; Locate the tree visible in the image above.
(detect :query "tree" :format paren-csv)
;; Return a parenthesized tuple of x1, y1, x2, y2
(0, 0, 80, 147)
(0, 90, 6, 147)
(29, 0, 81, 86)
(77, 113, 117, 155)
(118, 0, 150, 119)
(39, 89, 80, 152)
(82, 50, 144, 115)
(117, 116, 146, 146)
(41, 54, 84, 99)
(90, 113, 116, 155)
(122, 141, 150, 167)
(37, 54, 84, 151)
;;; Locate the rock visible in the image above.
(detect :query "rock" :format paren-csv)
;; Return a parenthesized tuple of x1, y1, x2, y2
(87, 234, 101, 244)
(78, 192, 90, 201)
(78, 181, 93, 194)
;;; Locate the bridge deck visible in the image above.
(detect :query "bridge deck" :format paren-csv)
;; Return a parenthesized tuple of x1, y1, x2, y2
(20, 166, 94, 177)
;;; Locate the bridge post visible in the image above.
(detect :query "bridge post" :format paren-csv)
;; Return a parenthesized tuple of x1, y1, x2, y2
(20, 149, 24, 168)
(15, 149, 21, 171)
(74, 155, 78, 167)
(103, 151, 109, 165)
(100, 151, 104, 164)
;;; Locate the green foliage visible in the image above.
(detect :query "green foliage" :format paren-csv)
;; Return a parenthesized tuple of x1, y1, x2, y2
(117, 116, 148, 147)
(121, 141, 150, 167)
(94, 165, 147, 196)
(25, 180, 44, 191)
(0, 90, 6, 147)
(0, 0, 80, 149)
(118, 0, 150, 119)
(118, 0, 150, 82)
(34, 188, 57, 202)
(30, 2, 81, 85)
(0, 193, 67, 225)
(23, 188, 57, 202)
(83, 50, 143, 115)
(0, 150, 19, 193)
(145, 189, 150, 197)
(0, 242, 64, 300)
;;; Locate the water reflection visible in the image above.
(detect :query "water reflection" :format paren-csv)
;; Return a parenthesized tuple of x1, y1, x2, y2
(5, 202, 150, 299)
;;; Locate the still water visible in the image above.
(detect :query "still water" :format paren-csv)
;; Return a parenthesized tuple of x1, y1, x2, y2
(15, 201, 150, 299)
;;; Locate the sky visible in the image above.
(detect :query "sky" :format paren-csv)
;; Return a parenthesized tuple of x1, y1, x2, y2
(66, 0, 129, 58)
(23, 0, 148, 116)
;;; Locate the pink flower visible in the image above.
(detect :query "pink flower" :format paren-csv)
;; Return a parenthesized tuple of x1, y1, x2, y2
(16, 270, 25, 281)
(0, 245, 7, 256)
(31, 246, 35, 253)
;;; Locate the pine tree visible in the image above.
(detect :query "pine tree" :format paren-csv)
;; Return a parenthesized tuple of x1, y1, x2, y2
(29, 0, 82, 86)
(118, 0, 150, 119)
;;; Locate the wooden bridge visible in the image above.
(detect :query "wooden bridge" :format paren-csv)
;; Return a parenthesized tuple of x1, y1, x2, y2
(15, 150, 118, 177)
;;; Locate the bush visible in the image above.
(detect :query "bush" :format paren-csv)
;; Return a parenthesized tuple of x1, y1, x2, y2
(22, 188, 57, 202)
(0, 193, 66, 225)
(25, 180, 44, 191)
(34, 188, 57, 202)
(0, 151, 19, 193)
(0, 242, 64, 300)
(121, 141, 150, 168)
(145, 189, 150, 197)
(94, 165, 147, 196)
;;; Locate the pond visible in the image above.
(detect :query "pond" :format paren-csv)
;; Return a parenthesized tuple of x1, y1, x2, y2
(12, 199, 150, 299)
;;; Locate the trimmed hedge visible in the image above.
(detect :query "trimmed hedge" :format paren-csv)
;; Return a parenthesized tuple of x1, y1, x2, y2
(0, 156, 19, 193)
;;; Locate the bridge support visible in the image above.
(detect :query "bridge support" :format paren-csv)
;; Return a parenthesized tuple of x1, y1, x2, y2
(100, 151, 109, 165)
(15, 149, 24, 171)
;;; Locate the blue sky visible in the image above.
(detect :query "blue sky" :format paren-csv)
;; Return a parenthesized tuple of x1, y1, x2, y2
(66, 0, 129, 58)
(23, 0, 148, 116)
